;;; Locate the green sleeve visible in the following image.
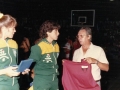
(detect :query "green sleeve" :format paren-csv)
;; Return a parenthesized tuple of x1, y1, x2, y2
(16, 49, 18, 64)
(29, 45, 41, 62)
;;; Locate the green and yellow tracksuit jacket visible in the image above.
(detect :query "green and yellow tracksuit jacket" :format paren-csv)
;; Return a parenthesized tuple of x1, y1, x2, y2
(0, 39, 18, 86)
(29, 38, 59, 77)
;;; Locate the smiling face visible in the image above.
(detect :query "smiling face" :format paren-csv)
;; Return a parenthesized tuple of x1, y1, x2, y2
(77, 29, 91, 46)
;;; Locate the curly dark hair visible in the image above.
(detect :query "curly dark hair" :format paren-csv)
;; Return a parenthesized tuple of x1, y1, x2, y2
(39, 20, 60, 39)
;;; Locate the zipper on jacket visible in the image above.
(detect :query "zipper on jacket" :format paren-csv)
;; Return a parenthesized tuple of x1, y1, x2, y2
(52, 45, 57, 65)
(52, 74, 55, 81)
(5, 40, 14, 86)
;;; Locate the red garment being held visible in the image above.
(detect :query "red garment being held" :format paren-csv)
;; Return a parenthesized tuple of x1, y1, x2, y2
(62, 60, 100, 90)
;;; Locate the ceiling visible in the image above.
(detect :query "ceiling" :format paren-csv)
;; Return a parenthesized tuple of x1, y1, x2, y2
(0, 0, 120, 21)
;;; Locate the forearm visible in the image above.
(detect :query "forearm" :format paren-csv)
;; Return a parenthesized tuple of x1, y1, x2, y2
(87, 57, 109, 71)
(0, 69, 6, 75)
(96, 60, 109, 71)
(0, 67, 20, 77)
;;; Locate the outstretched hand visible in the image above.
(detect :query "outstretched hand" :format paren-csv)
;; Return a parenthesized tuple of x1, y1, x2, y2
(62, 59, 66, 65)
(5, 66, 20, 77)
(22, 68, 30, 75)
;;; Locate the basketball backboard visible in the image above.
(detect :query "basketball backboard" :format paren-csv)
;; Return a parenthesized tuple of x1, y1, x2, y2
(71, 10, 95, 27)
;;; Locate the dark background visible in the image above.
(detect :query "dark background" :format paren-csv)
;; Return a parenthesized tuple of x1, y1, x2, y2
(1, 0, 120, 43)
(1, 0, 120, 90)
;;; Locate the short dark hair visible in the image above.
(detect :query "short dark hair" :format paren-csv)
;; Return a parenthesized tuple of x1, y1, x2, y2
(79, 26, 92, 41)
(80, 26, 92, 36)
(39, 20, 60, 39)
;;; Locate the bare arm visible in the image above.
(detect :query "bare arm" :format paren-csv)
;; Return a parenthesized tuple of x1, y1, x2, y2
(0, 67, 20, 77)
(0, 69, 6, 75)
(24, 37, 30, 48)
(85, 57, 109, 71)
(95, 60, 109, 71)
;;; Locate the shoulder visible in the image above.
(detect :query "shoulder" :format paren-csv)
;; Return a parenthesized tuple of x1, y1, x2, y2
(8, 39, 17, 44)
(37, 40, 46, 47)
(30, 44, 41, 54)
(93, 44, 102, 48)
(31, 44, 39, 49)
(8, 39, 18, 49)
(92, 44, 104, 52)
(74, 48, 80, 53)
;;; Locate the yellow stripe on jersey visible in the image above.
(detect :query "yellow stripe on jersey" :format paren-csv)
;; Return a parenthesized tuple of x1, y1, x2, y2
(0, 41, 7, 48)
(0, 39, 17, 49)
(8, 40, 18, 49)
(38, 41, 59, 54)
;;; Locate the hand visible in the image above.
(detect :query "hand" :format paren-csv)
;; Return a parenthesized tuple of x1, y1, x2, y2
(84, 57, 97, 64)
(62, 59, 66, 64)
(22, 69, 30, 75)
(5, 66, 20, 77)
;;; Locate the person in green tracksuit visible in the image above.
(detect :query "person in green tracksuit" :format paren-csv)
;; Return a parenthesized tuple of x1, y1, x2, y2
(29, 20, 61, 90)
(0, 13, 29, 90)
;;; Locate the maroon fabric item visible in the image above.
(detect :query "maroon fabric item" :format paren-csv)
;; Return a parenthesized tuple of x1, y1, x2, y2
(62, 60, 100, 90)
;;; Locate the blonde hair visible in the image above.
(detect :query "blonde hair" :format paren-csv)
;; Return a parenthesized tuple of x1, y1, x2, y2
(0, 13, 17, 31)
